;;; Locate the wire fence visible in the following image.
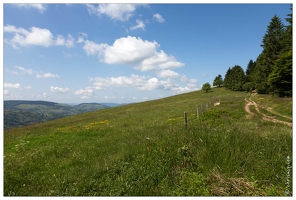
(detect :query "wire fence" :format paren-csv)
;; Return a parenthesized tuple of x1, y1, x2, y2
(183, 97, 220, 127)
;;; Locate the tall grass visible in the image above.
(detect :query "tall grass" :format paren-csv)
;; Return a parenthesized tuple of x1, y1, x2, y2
(4, 88, 292, 196)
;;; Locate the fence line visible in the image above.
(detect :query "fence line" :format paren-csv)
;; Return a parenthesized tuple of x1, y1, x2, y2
(184, 111, 187, 127)
(183, 98, 220, 127)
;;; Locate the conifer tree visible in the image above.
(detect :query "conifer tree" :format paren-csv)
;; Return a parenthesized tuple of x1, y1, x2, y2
(213, 74, 224, 87)
(253, 15, 286, 93)
(224, 65, 246, 91)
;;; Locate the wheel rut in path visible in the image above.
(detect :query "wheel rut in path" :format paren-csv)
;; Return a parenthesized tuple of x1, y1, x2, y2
(244, 98, 292, 127)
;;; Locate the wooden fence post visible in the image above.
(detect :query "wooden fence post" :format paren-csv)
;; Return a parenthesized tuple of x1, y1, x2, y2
(201, 103, 203, 115)
(184, 111, 187, 127)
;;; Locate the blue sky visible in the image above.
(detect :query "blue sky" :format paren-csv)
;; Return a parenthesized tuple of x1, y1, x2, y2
(2, 3, 291, 104)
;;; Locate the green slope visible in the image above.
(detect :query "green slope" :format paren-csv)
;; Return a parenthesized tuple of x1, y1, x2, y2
(4, 88, 292, 196)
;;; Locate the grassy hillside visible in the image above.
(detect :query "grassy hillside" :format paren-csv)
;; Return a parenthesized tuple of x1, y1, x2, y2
(4, 100, 109, 130)
(4, 88, 292, 196)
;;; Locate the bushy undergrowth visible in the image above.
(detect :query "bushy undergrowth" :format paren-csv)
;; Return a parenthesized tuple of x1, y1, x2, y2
(4, 88, 292, 196)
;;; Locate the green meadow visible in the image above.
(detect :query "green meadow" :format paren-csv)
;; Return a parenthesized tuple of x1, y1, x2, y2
(4, 88, 292, 196)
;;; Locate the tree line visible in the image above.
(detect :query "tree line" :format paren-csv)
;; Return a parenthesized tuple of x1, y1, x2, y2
(207, 5, 292, 97)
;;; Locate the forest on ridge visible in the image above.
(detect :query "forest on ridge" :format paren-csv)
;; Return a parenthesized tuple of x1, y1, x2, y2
(213, 5, 292, 97)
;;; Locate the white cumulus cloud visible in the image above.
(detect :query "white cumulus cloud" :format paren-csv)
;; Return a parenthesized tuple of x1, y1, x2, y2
(14, 4, 47, 13)
(83, 40, 108, 56)
(50, 86, 70, 93)
(4, 25, 74, 49)
(153, 13, 165, 23)
(82, 36, 184, 71)
(36, 73, 59, 79)
(89, 74, 195, 92)
(4, 83, 21, 89)
(86, 4, 141, 21)
(74, 87, 94, 99)
(4, 83, 32, 90)
(56, 34, 74, 48)
(77, 32, 88, 43)
(130, 19, 145, 30)
(137, 77, 160, 91)
(103, 36, 157, 65)
(157, 69, 180, 78)
(137, 50, 184, 71)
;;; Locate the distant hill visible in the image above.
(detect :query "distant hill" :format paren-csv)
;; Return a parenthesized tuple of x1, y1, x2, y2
(100, 102, 127, 107)
(4, 100, 109, 130)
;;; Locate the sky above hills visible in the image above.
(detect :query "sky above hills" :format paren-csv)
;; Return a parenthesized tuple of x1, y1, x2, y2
(2, 2, 291, 103)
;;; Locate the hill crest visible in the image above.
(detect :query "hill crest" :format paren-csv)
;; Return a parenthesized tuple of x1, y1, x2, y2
(4, 100, 109, 130)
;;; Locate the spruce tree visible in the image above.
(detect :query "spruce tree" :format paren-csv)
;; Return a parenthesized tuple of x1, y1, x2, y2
(224, 67, 232, 89)
(213, 74, 223, 87)
(245, 59, 256, 82)
(282, 4, 292, 52)
(253, 15, 286, 93)
(224, 65, 246, 91)
(268, 50, 292, 97)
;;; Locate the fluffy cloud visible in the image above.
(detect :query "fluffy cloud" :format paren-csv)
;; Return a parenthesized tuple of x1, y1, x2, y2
(4, 83, 21, 89)
(73, 73, 198, 100)
(130, 19, 145, 30)
(14, 4, 47, 13)
(89, 74, 196, 93)
(153, 13, 165, 23)
(74, 87, 94, 99)
(4, 25, 74, 49)
(90, 75, 139, 90)
(82, 36, 184, 71)
(83, 40, 108, 56)
(56, 34, 74, 48)
(36, 73, 59, 79)
(86, 4, 140, 21)
(157, 69, 180, 78)
(137, 50, 184, 71)
(50, 86, 70, 93)
(4, 83, 32, 90)
(103, 36, 157, 65)
(138, 77, 161, 91)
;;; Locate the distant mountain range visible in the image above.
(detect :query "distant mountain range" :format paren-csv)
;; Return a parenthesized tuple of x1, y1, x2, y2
(3, 100, 119, 130)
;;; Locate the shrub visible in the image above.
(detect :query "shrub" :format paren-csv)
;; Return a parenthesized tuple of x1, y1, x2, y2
(202, 83, 211, 92)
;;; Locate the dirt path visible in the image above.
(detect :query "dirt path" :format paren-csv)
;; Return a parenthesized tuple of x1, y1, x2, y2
(244, 98, 292, 127)
(244, 99, 255, 116)
(266, 107, 292, 120)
